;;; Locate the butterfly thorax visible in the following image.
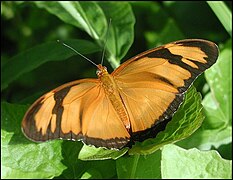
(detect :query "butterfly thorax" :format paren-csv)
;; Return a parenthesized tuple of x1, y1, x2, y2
(96, 64, 130, 131)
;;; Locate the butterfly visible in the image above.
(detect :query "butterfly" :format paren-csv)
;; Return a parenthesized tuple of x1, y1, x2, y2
(21, 39, 219, 149)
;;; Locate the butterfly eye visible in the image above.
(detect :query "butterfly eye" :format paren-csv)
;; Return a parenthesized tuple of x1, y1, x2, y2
(96, 67, 107, 76)
(96, 69, 101, 75)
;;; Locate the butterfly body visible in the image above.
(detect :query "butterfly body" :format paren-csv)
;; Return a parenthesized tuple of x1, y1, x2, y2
(22, 39, 219, 149)
(97, 64, 131, 130)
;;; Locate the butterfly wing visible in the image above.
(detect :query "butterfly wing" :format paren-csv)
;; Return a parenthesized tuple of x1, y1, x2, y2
(112, 39, 219, 139)
(22, 79, 130, 149)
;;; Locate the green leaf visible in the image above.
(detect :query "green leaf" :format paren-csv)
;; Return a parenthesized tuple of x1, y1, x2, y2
(204, 41, 232, 126)
(1, 102, 66, 179)
(202, 40, 232, 148)
(176, 39, 232, 150)
(116, 151, 161, 178)
(207, 1, 232, 37)
(1, 39, 100, 91)
(60, 141, 117, 179)
(97, 2, 135, 68)
(35, 1, 107, 40)
(78, 144, 128, 161)
(161, 144, 232, 179)
(35, 1, 135, 69)
(129, 86, 204, 155)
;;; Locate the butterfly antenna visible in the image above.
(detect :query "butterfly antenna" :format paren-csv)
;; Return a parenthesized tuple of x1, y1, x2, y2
(100, 18, 112, 65)
(57, 40, 98, 67)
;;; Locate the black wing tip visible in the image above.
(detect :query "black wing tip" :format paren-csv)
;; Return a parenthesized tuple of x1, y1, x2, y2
(173, 38, 219, 61)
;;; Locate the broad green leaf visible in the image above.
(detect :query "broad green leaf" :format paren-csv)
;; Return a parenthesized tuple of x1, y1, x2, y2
(161, 144, 232, 179)
(35, 2, 135, 69)
(177, 40, 232, 150)
(1, 39, 100, 91)
(202, 40, 232, 148)
(78, 144, 128, 161)
(204, 41, 232, 126)
(129, 86, 204, 155)
(60, 141, 116, 179)
(1, 102, 66, 179)
(116, 151, 161, 178)
(97, 2, 135, 68)
(35, 1, 107, 40)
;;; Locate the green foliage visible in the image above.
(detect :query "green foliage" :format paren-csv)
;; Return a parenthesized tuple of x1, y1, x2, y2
(116, 151, 161, 178)
(207, 1, 232, 37)
(58, 141, 117, 179)
(1, 1, 232, 179)
(35, 2, 108, 40)
(161, 144, 232, 178)
(2, 39, 100, 91)
(78, 144, 128, 161)
(115, 144, 232, 179)
(1, 102, 66, 178)
(34, 1, 135, 68)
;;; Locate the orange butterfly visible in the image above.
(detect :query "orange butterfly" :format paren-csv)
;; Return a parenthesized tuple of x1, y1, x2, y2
(22, 39, 219, 149)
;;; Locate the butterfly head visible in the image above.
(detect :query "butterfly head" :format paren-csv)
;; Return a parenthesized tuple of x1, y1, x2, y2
(96, 64, 108, 77)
